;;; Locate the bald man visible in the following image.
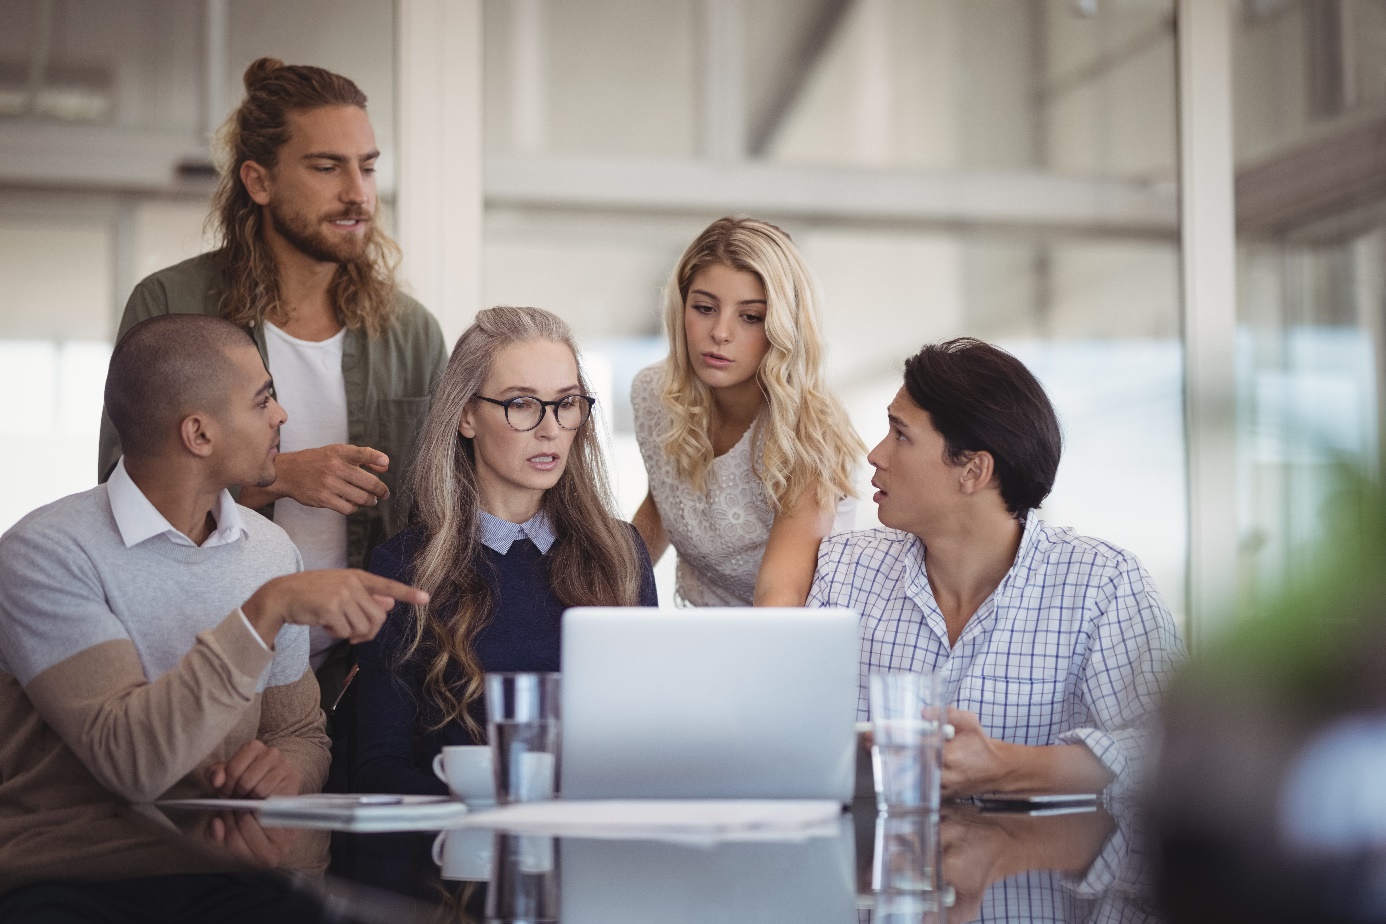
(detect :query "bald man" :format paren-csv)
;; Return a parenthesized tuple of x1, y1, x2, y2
(0, 314, 426, 875)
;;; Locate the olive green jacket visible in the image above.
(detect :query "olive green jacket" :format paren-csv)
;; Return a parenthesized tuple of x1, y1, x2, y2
(97, 252, 449, 570)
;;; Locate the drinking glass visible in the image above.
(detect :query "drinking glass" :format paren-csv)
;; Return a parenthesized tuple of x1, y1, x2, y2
(485, 672, 561, 803)
(486, 833, 559, 923)
(868, 671, 947, 814)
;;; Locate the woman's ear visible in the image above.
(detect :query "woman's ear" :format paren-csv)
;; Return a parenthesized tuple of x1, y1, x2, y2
(458, 404, 478, 440)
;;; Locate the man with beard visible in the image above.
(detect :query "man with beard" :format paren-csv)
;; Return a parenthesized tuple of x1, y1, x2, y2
(98, 60, 448, 752)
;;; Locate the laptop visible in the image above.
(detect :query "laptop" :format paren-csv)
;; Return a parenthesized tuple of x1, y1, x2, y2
(561, 816, 856, 924)
(559, 606, 859, 802)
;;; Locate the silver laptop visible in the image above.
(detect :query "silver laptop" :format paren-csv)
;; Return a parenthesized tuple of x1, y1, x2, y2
(559, 606, 859, 802)
(561, 816, 856, 924)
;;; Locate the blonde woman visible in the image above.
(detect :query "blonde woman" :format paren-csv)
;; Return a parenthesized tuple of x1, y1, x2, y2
(355, 307, 656, 794)
(632, 217, 864, 608)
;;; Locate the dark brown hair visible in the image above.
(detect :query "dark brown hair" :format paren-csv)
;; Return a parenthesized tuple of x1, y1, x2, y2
(903, 338, 1062, 518)
(209, 57, 400, 337)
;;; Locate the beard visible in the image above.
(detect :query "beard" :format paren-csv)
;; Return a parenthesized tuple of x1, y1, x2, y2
(268, 199, 373, 266)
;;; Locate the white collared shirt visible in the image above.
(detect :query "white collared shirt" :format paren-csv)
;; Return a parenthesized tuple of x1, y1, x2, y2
(477, 509, 557, 555)
(107, 458, 249, 549)
(106, 458, 268, 649)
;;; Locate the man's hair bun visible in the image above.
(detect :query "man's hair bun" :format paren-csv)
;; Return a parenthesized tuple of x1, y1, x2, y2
(243, 57, 285, 91)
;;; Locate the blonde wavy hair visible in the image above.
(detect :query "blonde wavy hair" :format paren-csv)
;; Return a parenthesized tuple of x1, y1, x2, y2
(208, 57, 400, 338)
(401, 306, 644, 737)
(659, 216, 863, 512)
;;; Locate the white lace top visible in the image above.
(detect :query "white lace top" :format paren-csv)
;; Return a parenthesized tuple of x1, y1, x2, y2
(631, 364, 773, 606)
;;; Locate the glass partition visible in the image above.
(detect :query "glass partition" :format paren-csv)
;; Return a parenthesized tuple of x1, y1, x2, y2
(1233, 0, 1386, 601)
(482, 0, 1187, 618)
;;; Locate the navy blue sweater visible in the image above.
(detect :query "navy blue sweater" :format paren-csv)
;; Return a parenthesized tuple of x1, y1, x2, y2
(353, 524, 657, 794)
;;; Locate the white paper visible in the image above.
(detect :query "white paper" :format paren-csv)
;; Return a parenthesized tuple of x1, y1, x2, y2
(154, 794, 471, 832)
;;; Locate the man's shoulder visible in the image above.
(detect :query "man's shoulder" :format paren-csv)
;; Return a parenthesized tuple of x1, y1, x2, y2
(1026, 518, 1141, 573)
(0, 486, 113, 554)
(386, 290, 443, 338)
(818, 528, 919, 576)
(235, 505, 303, 572)
(129, 253, 224, 316)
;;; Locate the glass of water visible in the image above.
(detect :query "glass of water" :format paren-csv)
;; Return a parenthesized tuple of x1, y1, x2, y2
(868, 671, 946, 814)
(485, 672, 561, 804)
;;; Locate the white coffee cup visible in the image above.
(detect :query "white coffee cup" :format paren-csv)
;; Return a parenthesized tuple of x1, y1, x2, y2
(432, 745, 497, 805)
(432, 827, 494, 881)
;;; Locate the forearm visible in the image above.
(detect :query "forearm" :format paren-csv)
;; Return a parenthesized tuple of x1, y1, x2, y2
(996, 810, 1116, 878)
(27, 611, 275, 803)
(632, 494, 669, 563)
(988, 742, 1115, 795)
(752, 571, 814, 607)
(257, 669, 331, 795)
(753, 494, 833, 607)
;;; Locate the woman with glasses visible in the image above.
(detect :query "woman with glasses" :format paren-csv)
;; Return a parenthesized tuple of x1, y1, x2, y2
(353, 306, 656, 794)
(632, 217, 864, 608)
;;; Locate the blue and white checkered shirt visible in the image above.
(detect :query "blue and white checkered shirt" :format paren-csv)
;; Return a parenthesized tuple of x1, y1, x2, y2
(809, 516, 1184, 793)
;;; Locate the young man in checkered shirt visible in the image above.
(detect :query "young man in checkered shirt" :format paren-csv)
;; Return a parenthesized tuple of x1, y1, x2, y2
(810, 338, 1184, 799)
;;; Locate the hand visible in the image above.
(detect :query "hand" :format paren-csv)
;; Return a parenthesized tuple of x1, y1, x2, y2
(938, 803, 1116, 923)
(206, 739, 302, 798)
(938, 807, 1020, 924)
(207, 810, 300, 868)
(241, 569, 429, 647)
(941, 708, 1008, 798)
(258, 444, 390, 515)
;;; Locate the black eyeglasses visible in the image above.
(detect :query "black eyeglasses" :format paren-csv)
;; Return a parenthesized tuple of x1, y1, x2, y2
(473, 394, 596, 432)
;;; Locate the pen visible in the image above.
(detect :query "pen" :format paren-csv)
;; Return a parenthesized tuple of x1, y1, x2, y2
(331, 664, 359, 714)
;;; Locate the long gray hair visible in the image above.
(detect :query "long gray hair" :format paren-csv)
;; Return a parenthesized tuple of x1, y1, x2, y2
(400, 306, 643, 736)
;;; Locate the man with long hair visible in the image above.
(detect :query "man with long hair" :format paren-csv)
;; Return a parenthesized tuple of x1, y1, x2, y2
(97, 59, 447, 710)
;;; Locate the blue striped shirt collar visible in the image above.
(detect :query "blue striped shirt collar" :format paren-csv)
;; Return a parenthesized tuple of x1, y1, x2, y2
(478, 509, 556, 555)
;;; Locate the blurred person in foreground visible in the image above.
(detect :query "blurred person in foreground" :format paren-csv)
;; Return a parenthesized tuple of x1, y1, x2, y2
(95, 58, 447, 718)
(1153, 471, 1386, 924)
(0, 315, 424, 886)
(811, 338, 1184, 799)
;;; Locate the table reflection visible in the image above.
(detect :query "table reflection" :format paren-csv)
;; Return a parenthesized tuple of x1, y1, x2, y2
(855, 801, 1158, 924)
(0, 805, 333, 923)
(868, 812, 947, 924)
(0, 797, 1160, 923)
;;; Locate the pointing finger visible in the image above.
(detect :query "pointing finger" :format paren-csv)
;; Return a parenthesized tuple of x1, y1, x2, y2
(356, 572, 429, 607)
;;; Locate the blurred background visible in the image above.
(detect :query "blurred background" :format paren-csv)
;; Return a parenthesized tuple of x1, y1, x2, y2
(0, 0, 1382, 640)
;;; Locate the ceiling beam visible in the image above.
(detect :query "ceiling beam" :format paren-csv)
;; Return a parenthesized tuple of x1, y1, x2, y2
(486, 155, 1177, 239)
(1236, 107, 1386, 242)
(747, 0, 852, 158)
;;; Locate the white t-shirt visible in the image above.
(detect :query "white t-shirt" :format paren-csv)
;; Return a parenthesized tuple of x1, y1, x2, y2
(264, 322, 350, 665)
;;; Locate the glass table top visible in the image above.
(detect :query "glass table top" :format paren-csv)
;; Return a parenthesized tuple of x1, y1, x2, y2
(0, 795, 1157, 924)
